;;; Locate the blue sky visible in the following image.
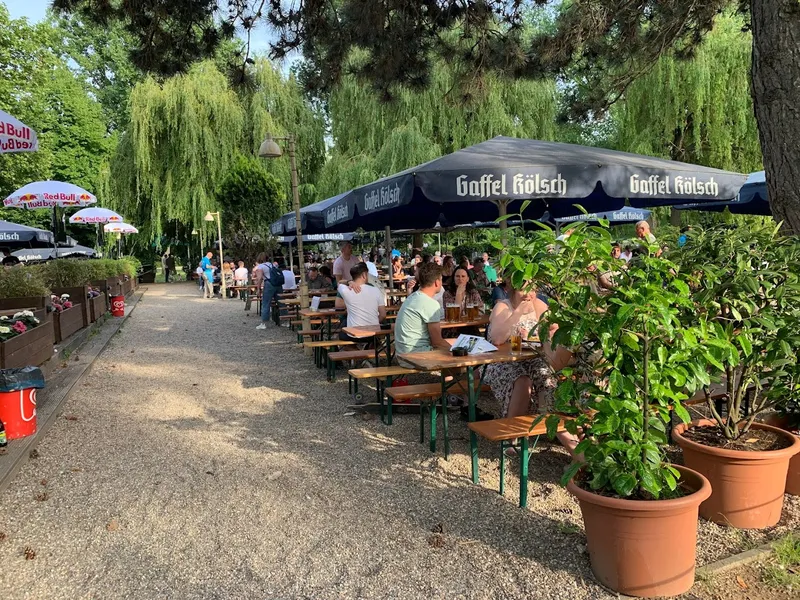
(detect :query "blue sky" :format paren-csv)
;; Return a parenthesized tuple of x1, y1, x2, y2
(4, 0, 276, 58)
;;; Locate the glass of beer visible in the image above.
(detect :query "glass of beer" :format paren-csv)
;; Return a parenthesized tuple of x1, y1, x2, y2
(466, 303, 478, 320)
(510, 333, 523, 353)
(446, 303, 460, 322)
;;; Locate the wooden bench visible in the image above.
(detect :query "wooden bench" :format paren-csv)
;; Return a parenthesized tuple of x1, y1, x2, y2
(303, 340, 356, 369)
(386, 383, 450, 451)
(326, 349, 375, 382)
(348, 366, 420, 423)
(468, 414, 569, 508)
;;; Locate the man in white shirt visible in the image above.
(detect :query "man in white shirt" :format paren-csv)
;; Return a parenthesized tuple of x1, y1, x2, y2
(332, 241, 359, 283)
(234, 261, 249, 285)
(335, 262, 386, 342)
(282, 266, 297, 290)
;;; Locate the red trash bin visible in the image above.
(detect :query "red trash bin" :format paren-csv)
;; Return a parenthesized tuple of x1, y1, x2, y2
(111, 295, 125, 317)
(0, 388, 37, 440)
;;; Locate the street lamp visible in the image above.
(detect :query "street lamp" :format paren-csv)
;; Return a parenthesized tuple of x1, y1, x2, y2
(259, 133, 310, 341)
(204, 211, 226, 299)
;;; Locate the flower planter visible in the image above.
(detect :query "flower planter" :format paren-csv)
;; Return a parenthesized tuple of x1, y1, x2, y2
(89, 294, 107, 322)
(760, 414, 800, 497)
(52, 286, 90, 330)
(0, 296, 50, 313)
(121, 278, 133, 297)
(568, 465, 711, 598)
(0, 315, 54, 369)
(673, 419, 800, 528)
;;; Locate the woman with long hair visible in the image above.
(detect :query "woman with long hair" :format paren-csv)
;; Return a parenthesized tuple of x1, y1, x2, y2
(443, 267, 483, 317)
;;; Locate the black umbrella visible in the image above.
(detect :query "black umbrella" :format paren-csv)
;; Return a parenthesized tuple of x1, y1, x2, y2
(296, 137, 746, 234)
(0, 219, 55, 247)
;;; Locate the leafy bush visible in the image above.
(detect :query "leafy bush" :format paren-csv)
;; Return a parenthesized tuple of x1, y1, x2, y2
(118, 257, 139, 277)
(85, 259, 123, 280)
(0, 266, 51, 299)
(451, 243, 486, 263)
(37, 260, 93, 288)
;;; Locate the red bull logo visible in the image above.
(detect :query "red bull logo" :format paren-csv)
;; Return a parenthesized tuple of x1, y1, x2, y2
(79, 193, 92, 201)
(19, 193, 37, 203)
(73, 216, 83, 222)
(109, 216, 121, 221)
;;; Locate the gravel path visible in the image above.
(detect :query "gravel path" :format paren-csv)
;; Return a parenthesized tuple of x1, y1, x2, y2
(0, 284, 795, 599)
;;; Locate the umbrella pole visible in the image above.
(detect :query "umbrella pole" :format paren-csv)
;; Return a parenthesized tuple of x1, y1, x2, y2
(497, 200, 509, 246)
(288, 240, 294, 271)
(385, 226, 393, 291)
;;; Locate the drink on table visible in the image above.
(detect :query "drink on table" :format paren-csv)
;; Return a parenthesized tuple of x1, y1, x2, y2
(466, 303, 479, 320)
(445, 303, 460, 322)
(510, 333, 522, 353)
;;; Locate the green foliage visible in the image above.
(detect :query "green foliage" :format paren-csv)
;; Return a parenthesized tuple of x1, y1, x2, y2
(0, 267, 51, 299)
(674, 223, 800, 439)
(0, 6, 113, 235)
(451, 243, 487, 263)
(500, 219, 707, 500)
(763, 533, 800, 589)
(216, 154, 284, 239)
(37, 260, 93, 288)
(611, 12, 761, 173)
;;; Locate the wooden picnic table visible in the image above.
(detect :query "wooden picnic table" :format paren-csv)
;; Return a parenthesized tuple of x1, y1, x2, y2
(280, 296, 335, 306)
(299, 307, 346, 339)
(342, 324, 394, 365)
(399, 343, 537, 477)
(439, 314, 489, 329)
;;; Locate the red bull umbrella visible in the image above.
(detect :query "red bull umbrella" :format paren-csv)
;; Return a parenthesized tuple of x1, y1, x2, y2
(4, 180, 97, 209)
(69, 207, 124, 224)
(0, 109, 38, 154)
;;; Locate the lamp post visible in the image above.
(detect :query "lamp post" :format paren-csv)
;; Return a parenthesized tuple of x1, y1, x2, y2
(259, 133, 310, 344)
(204, 211, 226, 299)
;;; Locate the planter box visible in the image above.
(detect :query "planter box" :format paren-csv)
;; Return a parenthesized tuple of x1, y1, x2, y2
(0, 315, 55, 369)
(138, 266, 155, 284)
(52, 286, 90, 329)
(89, 294, 107, 322)
(53, 306, 86, 344)
(0, 295, 50, 312)
(121, 278, 133, 297)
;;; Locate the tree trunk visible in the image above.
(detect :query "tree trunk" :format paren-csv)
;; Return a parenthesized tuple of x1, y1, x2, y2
(412, 233, 424, 253)
(751, 0, 800, 235)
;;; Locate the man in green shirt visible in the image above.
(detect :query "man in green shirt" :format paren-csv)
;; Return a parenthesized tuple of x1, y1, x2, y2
(394, 262, 450, 355)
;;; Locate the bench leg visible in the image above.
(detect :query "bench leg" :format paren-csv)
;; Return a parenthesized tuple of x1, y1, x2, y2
(354, 378, 358, 395)
(419, 404, 425, 443)
(499, 440, 506, 496)
(348, 375, 353, 395)
(519, 436, 529, 508)
(429, 401, 437, 453)
(441, 390, 449, 460)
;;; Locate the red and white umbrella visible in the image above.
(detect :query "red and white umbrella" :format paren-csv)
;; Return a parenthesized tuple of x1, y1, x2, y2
(3, 180, 97, 209)
(104, 222, 138, 234)
(69, 207, 124, 224)
(0, 109, 38, 154)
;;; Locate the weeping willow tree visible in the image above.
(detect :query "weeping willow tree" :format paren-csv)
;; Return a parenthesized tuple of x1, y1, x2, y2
(247, 59, 327, 209)
(100, 58, 326, 243)
(317, 52, 558, 198)
(610, 12, 761, 174)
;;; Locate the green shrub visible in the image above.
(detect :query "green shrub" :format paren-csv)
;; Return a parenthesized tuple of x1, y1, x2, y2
(117, 257, 139, 277)
(0, 266, 51, 299)
(451, 243, 487, 263)
(37, 260, 93, 288)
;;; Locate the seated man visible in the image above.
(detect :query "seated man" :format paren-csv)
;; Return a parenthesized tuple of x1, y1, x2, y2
(394, 262, 450, 355)
(335, 262, 386, 343)
(307, 266, 327, 290)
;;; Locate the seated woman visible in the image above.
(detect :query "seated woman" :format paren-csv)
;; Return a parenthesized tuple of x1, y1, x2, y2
(484, 283, 578, 453)
(443, 267, 482, 313)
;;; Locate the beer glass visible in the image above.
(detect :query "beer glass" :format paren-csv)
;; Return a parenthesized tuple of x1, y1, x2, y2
(510, 333, 522, 353)
(446, 303, 459, 322)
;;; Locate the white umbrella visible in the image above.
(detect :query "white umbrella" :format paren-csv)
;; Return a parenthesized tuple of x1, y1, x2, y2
(0, 109, 38, 153)
(3, 180, 97, 209)
(69, 207, 123, 224)
(104, 222, 138, 234)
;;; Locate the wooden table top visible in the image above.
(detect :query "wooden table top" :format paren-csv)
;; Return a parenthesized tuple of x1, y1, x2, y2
(386, 290, 409, 296)
(398, 343, 537, 372)
(299, 308, 346, 318)
(342, 324, 394, 338)
(281, 296, 335, 306)
(439, 314, 489, 329)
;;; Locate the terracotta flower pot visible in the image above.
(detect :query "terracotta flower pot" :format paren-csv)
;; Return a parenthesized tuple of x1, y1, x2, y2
(759, 414, 800, 497)
(567, 465, 711, 598)
(673, 419, 800, 528)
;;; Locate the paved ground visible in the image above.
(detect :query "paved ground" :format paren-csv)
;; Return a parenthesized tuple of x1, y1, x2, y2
(0, 283, 796, 599)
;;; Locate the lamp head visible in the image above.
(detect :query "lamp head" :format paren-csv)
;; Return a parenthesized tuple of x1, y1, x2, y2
(204, 211, 215, 222)
(191, 229, 198, 235)
(259, 134, 283, 158)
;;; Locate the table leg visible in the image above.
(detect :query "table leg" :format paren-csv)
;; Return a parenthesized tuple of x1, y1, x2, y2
(499, 441, 505, 495)
(519, 436, 529, 508)
(429, 400, 438, 452)
(374, 334, 380, 366)
(385, 332, 392, 366)
(468, 366, 479, 483)
(441, 384, 449, 460)
(327, 316, 332, 340)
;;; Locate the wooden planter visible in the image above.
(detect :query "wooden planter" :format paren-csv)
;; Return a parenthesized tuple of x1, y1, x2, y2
(53, 306, 86, 343)
(0, 295, 50, 312)
(52, 286, 90, 328)
(89, 294, 106, 322)
(138, 267, 155, 284)
(121, 278, 133, 297)
(0, 315, 55, 369)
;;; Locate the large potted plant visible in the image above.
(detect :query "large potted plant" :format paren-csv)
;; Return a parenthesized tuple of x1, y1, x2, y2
(38, 260, 92, 341)
(671, 223, 800, 528)
(499, 218, 711, 597)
